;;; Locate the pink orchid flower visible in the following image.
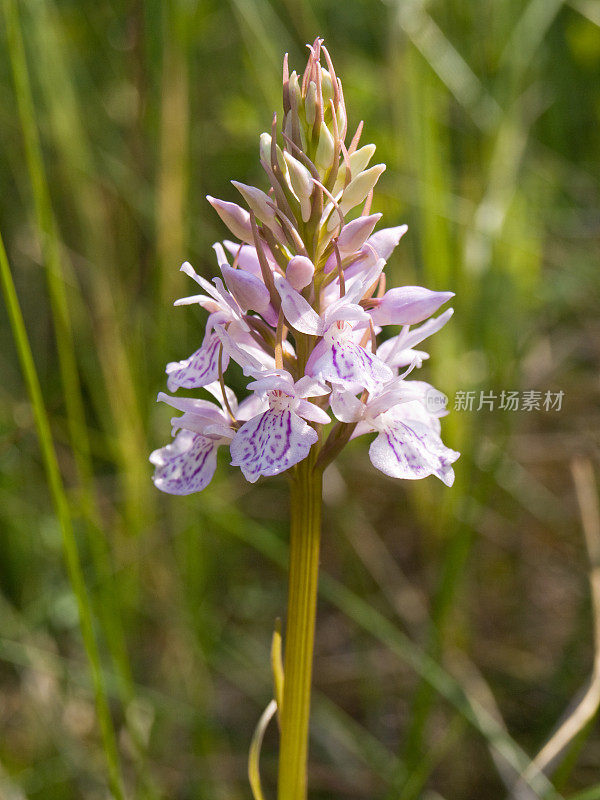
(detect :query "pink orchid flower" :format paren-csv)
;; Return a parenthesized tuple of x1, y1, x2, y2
(230, 371, 330, 483)
(330, 379, 459, 485)
(150, 383, 265, 494)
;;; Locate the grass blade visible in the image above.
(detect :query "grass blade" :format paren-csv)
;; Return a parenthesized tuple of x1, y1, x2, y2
(0, 229, 126, 799)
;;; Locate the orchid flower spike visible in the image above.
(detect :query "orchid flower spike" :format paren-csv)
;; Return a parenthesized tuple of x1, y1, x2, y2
(151, 40, 458, 494)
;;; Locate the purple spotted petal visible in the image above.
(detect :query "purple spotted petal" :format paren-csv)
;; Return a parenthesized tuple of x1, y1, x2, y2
(166, 328, 227, 391)
(150, 430, 219, 495)
(309, 340, 393, 392)
(369, 416, 459, 486)
(230, 409, 318, 483)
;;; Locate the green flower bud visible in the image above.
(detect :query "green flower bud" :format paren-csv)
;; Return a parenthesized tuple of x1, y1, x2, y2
(305, 81, 318, 127)
(315, 123, 335, 173)
(320, 68, 334, 105)
(339, 164, 386, 215)
(283, 151, 313, 222)
(333, 144, 376, 194)
(259, 133, 286, 173)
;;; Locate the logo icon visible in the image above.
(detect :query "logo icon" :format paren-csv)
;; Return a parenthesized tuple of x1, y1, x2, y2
(425, 388, 448, 413)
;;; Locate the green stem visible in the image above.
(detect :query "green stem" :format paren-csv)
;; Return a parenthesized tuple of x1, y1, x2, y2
(277, 458, 323, 800)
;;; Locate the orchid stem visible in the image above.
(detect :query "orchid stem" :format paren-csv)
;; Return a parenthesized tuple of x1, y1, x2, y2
(278, 456, 323, 800)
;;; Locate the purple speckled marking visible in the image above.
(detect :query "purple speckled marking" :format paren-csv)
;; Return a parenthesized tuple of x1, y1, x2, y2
(230, 409, 317, 482)
(369, 419, 456, 485)
(320, 340, 391, 391)
(166, 331, 229, 391)
(151, 430, 218, 495)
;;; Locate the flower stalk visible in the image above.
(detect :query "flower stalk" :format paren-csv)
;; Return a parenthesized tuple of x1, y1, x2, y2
(279, 456, 323, 800)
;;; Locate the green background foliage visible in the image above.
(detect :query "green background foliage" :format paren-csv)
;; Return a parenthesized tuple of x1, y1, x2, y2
(0, 0, 599, 797)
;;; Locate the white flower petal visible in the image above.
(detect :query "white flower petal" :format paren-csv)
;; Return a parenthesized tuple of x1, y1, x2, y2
(213, 324, 264, 375)
(330, 389, 365, 423)
(275, 276, 323, 335)
(295, 399, 331, 425)
(294, 376, 331, 398)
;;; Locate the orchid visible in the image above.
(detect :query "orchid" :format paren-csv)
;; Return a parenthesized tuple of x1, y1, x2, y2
(150, 38, 459, 800)
(230, 371, 330, 483)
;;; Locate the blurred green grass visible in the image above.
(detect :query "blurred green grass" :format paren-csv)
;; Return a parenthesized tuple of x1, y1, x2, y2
(1, 0, 599, 798)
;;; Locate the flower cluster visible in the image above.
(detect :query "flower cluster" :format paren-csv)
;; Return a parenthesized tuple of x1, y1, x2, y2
(151, 39, 459, 494)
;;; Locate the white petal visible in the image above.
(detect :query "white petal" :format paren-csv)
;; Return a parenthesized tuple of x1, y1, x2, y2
(246, 370, 295, 395)
(230, 409, 318, 482)
(173, 293, 215, 308)
(180, 261, 221, 300)
(213, 324, 264, 375)
(330, 389, 365, 423)
(401, 308, 454, 350)
(275, 276, 323, 335)
(294, 376, 331, 398)
(202, 381, 239, 414)
(157, 391, 225, 423)
(236, 393, 269, 421)
(295, 399, 331, 425)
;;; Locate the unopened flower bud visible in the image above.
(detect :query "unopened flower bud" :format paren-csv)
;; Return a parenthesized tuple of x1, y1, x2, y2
(207, 196, 254, 245)
(305, 81, 318, 126)
(221, 264, 271, 314)
(283, 151, 314, 222)
(232, 181, 276, 225)
(333, 144, 376, 194)
(320, 68, 334, 105)
(337, 213, 382, 255)
(259, 133, 286, 173)
(315, 123, 335, 172)
(335, 101, 346, 139)
(339, 164, 386, 215)
(367, 225, 408, 260)
(350, 144, 376, 175)
(286, 255, 315, 290)
(370, 287, 454, 326)
(289, 71, 301, 111)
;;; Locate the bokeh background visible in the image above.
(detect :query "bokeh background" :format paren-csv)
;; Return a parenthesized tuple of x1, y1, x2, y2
(1, 0, 600, 798)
